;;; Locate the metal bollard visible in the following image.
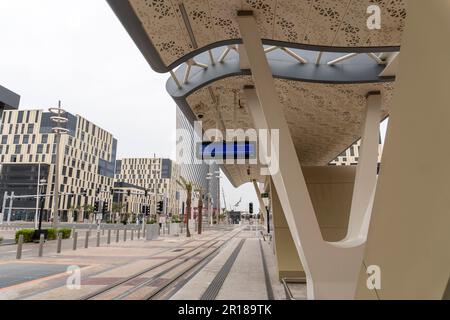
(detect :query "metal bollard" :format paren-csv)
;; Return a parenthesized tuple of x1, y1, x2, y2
(138, 228, 141, 240)
(73, 232, 78, 250)
(116, 229, 120, 243)
(102, 229, 105, 236)
(57, 233, 62, 254)
(85, 231, 90, 249)
(16, 235, 24, 260)
(71, 228, 75, 238)
(107, 229, 111, 245)
(131, 229, 134, 241)
(96, 231, 101, 247)
(38, 234, 45, 257)
(123, 228, 127, 242)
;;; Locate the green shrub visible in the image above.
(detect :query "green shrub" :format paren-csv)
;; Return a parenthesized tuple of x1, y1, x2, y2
(0, 236, 3, 243)
(15, 229, 35, 243)
(58, 228, 72, 239)
(46, 228, 57, 240)
(147, 219, 157, 225)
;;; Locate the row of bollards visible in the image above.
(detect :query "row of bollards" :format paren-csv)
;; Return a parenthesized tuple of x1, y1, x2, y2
(16, 227, 145, 260)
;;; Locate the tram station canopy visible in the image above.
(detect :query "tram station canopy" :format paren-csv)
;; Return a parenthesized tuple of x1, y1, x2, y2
(108, 0, 405, 186)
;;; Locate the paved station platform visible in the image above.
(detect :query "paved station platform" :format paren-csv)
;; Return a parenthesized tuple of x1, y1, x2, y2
(0, 225, 306, 300)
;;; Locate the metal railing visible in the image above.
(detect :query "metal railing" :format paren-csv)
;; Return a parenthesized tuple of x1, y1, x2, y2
(281, 277, 307, 300)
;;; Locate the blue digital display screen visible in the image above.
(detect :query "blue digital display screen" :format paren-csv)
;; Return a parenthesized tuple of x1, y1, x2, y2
(197, 141, 257, 160)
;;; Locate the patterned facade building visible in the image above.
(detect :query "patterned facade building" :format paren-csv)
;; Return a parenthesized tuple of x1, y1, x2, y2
(114, 158, 181, 216)
(329, 135, 383, 166)
(176, 106, 220, 217)
(0, 109, 117, 222)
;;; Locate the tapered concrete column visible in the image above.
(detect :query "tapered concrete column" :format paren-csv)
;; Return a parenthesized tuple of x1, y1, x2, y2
(356, 0, 450, 299)
(238, 12, 381, 299)
(270, 178, 305, 280)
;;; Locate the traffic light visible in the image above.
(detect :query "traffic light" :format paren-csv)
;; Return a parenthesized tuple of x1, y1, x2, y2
(249, 202, 254, 214)
(145, 189, 148, 197)
(157, 201, 164, 213)
(103, 202, 109, 214)
(146, 205, 150, 215)
(94, 201, 100, 212)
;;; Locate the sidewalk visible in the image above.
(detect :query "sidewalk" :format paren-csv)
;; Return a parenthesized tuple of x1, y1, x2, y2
(0, 229, 228, 300)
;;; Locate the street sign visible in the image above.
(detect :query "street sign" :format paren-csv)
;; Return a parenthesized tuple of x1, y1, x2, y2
(197, 141, 257, 160)
(261, 193, 269, 198)
(96, 213, 103, 221)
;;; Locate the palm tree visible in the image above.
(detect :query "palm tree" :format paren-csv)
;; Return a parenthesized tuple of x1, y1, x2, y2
(197, 189, 203, 235)
(177, 176, 193, 238)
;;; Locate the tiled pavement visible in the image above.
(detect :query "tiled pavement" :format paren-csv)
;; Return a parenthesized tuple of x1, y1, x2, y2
(0, 226, 300, 300)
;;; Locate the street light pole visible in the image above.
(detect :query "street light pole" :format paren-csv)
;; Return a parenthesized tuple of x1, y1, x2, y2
(38, 179, 47, 233)
(50, 101, 69, 228)
(34, 163, 41, 229)
(206, 170, 221, 225)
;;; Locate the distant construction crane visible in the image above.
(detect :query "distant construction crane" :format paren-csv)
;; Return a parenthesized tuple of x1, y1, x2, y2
(222, 187, 228, 212)
(233, 197, 242, 211)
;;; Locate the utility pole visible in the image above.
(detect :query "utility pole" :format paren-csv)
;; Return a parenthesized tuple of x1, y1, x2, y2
(7, 191, 14, 225)
(0, 191, 7, 225)
(34, 163, 41, 229)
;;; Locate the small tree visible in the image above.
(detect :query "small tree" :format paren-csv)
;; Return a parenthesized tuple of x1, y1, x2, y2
(177, 177, 193, 238)
(84, 205, 95, 223)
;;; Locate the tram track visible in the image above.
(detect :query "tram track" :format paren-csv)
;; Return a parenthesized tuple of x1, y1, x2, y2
(80, 228, 241, 300)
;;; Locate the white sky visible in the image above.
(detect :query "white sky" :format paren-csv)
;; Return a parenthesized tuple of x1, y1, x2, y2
(0, 0, 259, 213)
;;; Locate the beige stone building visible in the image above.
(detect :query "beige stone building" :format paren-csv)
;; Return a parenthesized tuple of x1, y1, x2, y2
(0, 109, 117, 222)
(114, 158, 181, 216)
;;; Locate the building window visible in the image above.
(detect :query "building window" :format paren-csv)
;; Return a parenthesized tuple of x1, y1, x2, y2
(15, 145, 21, 154)
(37, 144, 44, 154)
(27, 124, 34, 134)
(1, 136, 7, 144)
(17, 111, 24, 123)
(41, 134, 48, 144)
(23, 135, 29, 144)
(13, 135, 20, 144)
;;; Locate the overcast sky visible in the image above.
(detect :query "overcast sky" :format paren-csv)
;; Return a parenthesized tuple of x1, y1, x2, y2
(0, 0, 259, 213)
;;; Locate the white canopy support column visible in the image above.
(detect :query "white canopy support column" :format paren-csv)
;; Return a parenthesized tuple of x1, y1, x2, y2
(238, 11, 381, 299)
(252, 179, 266, 216)
(345, 92, 381, 242)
